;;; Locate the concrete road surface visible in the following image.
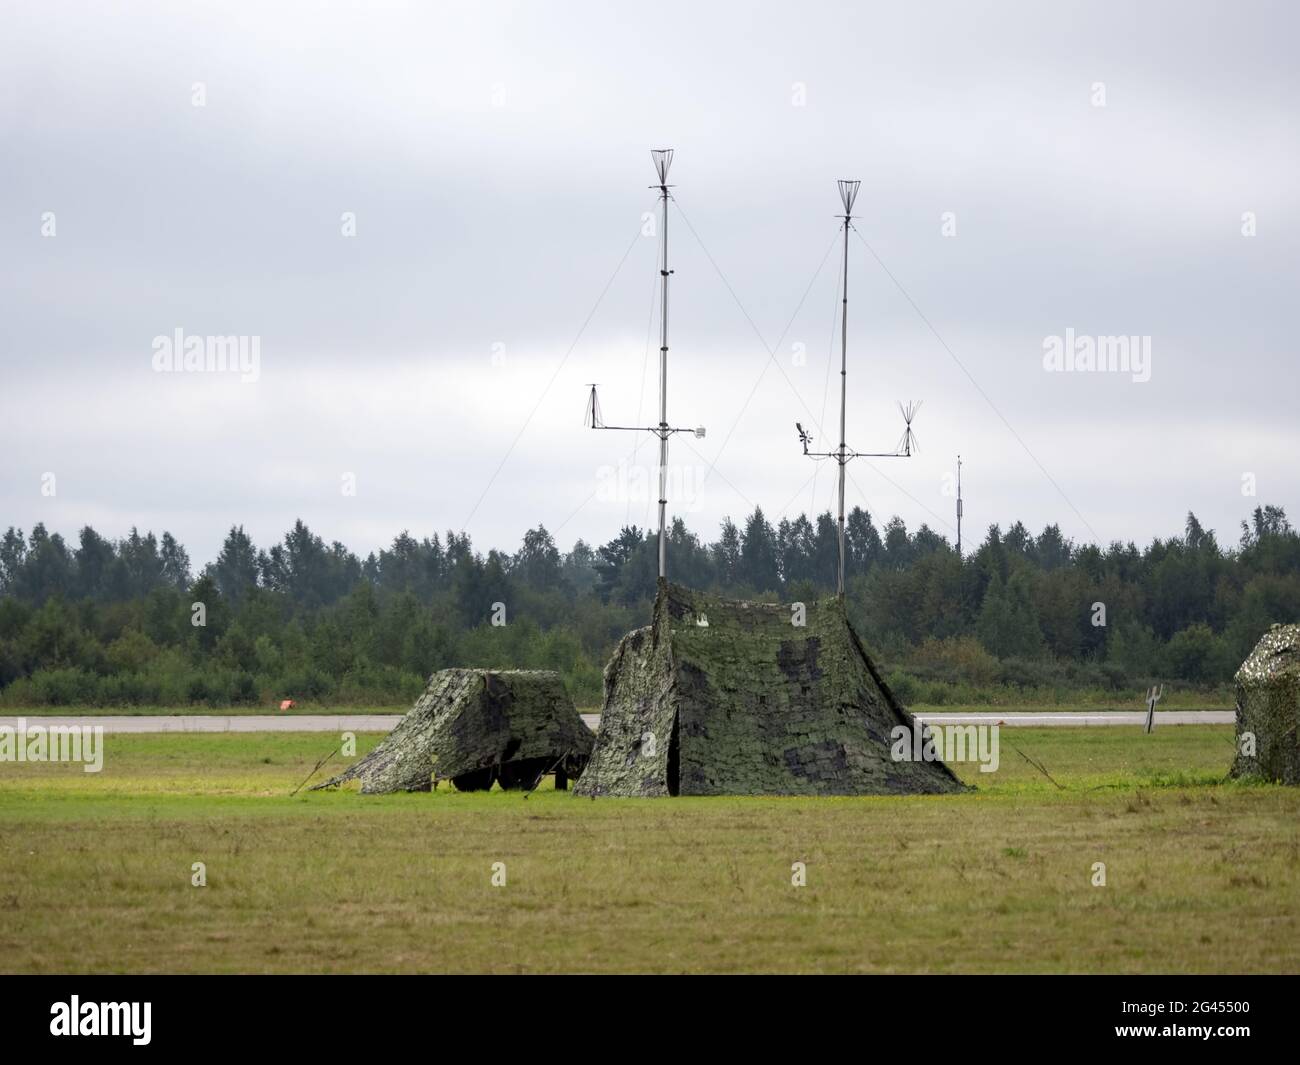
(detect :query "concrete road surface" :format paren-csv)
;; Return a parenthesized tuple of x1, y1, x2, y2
(0, 711, 1233, 734)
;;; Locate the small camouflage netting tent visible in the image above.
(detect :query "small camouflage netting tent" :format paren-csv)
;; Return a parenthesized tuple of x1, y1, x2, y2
(314, 669, 593, 793)
(1230, 623, 1300, 785)
(575, 582, 964, 797)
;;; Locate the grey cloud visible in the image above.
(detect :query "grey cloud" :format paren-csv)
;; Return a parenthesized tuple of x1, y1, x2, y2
(2, 0, 1296, 566)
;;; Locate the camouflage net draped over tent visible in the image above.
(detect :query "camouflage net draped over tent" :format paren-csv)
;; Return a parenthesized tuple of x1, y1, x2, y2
(1230, 623, 1300, 785)
(314, 669, 593, 794)
(575, 582, 965, 797)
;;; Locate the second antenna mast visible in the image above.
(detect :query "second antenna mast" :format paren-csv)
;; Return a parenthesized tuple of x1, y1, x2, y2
(795, 179, 919, 599)
(587, 148, 705, 581)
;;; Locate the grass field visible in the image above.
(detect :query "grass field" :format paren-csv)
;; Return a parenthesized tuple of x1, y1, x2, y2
(0, 725, 1295, 974)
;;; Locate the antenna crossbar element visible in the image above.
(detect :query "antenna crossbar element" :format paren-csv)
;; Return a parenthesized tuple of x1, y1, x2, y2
(588, 384, 704, 438)
(587, 149, 704, 581)
(800, 401, 921, 459)
(793, 179, 920, 598)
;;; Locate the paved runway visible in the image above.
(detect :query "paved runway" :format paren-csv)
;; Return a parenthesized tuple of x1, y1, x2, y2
(0, 710, 1234, 733)
(918, 711, 1233, 726)
(0, 714, 406, 733)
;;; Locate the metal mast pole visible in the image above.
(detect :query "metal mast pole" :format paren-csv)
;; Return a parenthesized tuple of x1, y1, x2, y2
(657, 162, 671, 580)
(836, 195, 851, 598)
(956, 454, 963, 559)
(832, 180, 860, 599)
(587, 151, 706, 585)
(794, 179, 916, 603)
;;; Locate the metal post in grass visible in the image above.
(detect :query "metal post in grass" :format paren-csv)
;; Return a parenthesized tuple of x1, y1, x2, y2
(1143, 684, 1163, 733)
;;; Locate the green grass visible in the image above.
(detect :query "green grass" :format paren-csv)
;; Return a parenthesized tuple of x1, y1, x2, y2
(914, 691, 1233, 711)
(0, 726, 1294, 974)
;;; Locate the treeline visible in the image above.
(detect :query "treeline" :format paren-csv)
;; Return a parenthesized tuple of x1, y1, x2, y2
(0, 504, 1296, 708)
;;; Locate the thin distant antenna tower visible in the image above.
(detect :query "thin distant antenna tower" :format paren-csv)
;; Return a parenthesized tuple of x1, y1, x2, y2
(795, 179, 920, 599)
(956, 454, 963, 559)
(587, 149, 705, 581)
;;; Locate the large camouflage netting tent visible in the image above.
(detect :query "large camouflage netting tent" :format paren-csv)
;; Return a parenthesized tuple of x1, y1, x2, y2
(314, 669, 593, 794)
(575, 581, 964, 797)
(1230, 623, 1300, 785)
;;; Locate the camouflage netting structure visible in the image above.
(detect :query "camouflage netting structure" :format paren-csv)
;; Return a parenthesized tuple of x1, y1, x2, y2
(313, 669, 593, 793)
(1230, 623, 1300, 785)
(575, 581, 965, 797)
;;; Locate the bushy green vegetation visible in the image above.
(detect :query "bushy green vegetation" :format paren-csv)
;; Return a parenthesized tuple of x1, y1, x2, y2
(0, 503, 1295, 709)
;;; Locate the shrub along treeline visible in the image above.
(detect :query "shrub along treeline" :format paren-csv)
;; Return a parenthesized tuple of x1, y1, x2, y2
(0, 504, 1296, 709)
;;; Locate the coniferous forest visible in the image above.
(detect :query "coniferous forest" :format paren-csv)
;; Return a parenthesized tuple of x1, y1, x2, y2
(1, 503, 1296, 709)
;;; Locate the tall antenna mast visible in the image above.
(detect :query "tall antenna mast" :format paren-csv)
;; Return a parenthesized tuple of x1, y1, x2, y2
(795, 179, 919, 599)
(956, 454, 963, 559)
(588, 148, 705, 581)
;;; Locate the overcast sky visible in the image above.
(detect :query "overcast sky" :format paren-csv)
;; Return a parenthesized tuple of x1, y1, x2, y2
(2, 0, 1296, 567)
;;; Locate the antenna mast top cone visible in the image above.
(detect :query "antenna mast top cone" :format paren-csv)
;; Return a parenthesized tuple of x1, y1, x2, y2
(651, 148, 674, 185)
(837, 179, 860, 215)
